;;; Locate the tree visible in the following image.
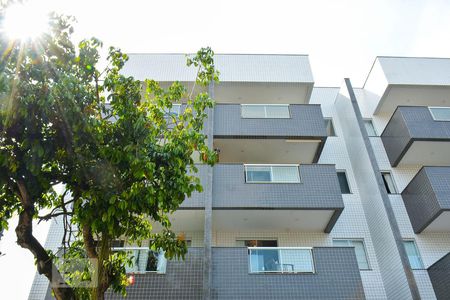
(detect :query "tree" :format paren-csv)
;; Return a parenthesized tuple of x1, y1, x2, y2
(0, 8, 218, 300)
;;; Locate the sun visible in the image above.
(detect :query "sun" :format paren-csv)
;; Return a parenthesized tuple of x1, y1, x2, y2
(2, 2, 49, 41)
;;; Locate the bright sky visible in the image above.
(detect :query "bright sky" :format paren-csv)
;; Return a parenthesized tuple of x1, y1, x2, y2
(1, 0, 450, 299)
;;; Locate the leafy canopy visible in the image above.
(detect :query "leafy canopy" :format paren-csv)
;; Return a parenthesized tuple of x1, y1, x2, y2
(0, 9, 218, 298)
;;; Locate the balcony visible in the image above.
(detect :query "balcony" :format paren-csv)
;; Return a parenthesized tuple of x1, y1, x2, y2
(214, 104, 327, 163)
(212, 164, 344, 233)
(381, 106, 450, 167)
(122, 54, 315, 104)
(106, 248, 204, 299)
(211, 247, 365, 299)
(213, 54, 314, 104)
(428, 252, 450, 300)
(363, 57, 450, 116)
(401, 166, 450, 233)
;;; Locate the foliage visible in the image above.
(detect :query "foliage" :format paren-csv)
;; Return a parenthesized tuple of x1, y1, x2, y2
(0, 7, 218, 299)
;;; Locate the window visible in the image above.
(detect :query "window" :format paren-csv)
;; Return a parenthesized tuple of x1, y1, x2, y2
(403, 240, 424, 269)
(333, 239, 370, 270)
(381, 172, 398, 194)
(248, 247, 314, 273)
(241, 104, 290, 118)
(111, 247, 167, 274)
(245, 165, 300, 183)
(236, 239, 278, 247)
(429, 107, 450, 121)
(324, 118, 336, 136)
(364, 120, 377, 136)
(337, 171, 351, 194)
(164, 104, 181, 117)
(144, 250, 167, 273)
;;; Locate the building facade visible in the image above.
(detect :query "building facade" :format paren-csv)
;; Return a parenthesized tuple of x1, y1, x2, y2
(29, 55, 450, 299)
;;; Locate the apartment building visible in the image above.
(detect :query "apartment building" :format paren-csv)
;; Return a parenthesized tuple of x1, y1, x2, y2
(28, 55, 450, 299)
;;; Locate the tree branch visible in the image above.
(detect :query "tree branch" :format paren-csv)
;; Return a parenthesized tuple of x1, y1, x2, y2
(82, 224, 98, 260)
(15, 180, 75, 300)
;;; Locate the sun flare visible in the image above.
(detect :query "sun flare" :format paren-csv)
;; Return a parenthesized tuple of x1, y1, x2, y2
(2, 2, 49, 41)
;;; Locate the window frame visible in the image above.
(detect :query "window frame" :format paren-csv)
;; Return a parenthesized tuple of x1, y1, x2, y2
(381, 171, 399, 194)
(324, 117, 336, 137)
(241, 104, 291, 119)
(332, 239, 371, 270)
(429, 106, 450, 121)
(363, 119, 377, 136)
(336, 170, 352, 194)
(244, 164, 301, 184)
(403, 240, 425, 270)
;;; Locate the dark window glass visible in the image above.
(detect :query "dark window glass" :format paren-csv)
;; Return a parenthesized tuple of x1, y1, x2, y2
(337, 171, 351, 194)
(324, 118, 336, 136)
(239, 240, 278, 247)
(364, 120, 377, 136)
(382, 172, 398, 194)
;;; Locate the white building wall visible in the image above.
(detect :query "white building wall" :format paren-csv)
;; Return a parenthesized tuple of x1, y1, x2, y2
(315, 87, 388, 299)
(356, 81, 450, 299)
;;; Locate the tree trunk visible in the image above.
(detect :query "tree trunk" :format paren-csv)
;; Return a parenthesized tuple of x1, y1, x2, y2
(15, 180, 75, 300)
(83, 225, 110, 300)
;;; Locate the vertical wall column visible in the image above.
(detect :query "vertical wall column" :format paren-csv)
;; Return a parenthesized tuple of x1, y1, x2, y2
(335, 79, 420, 300)
(202, 82, 214, 300)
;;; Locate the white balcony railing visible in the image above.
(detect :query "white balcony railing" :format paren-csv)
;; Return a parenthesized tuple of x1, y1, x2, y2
(112, 247, 167, 274)
(241, 104, 290, 119)
(248, 247, 314, 273)
(244, 164, 301, 183)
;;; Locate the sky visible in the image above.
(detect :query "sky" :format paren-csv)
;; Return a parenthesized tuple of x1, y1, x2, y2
(1, 0, 450, 299)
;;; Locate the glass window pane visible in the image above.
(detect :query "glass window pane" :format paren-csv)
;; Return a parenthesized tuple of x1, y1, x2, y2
(333, 240, 350, 247)
(333, 239, 369, 270)
(382, 172, 398, 194)
(241, 105, 265, 118)
(324, 119, 336, 136)
(111, 240, 125, 248)
(430, 107, 450, 121)
(146, 250, 159, 271)
(246, 166, 272, 182)
(404, 241, 424, 269)
(265, 105, 290, 118)
(238, 240, 278, 247)
(257, 240, 278, 247)
(281, 249, 314, 272)
(271, 166, 300, 183)
(352, 241, 369, 269)
(364, 120, 377, 136)
(164, 104, 181, 117)
(249, 248, 314, 273)
(337, 172, 351, 194)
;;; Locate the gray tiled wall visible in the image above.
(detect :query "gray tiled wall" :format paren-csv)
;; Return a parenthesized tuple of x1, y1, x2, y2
(106, 248, 204, 300)
(180, 165, 210, 208)
(211, 247, 365, 300)
(212, 164, 344, 210)
(402, 166, 450, 233)
(381, 106, 450, 166)
(214, 104, 327, 139)
(428, 252, 450, 300)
